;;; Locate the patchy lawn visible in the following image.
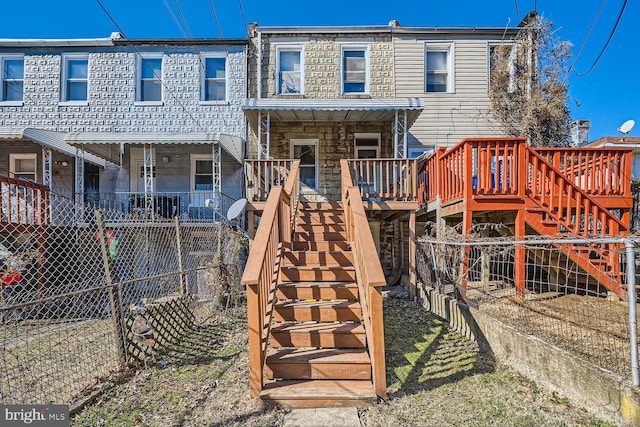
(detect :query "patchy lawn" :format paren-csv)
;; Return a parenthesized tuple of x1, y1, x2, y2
(71, 299, 615, 427)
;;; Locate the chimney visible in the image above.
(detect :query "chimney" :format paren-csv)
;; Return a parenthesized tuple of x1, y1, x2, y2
(571, 119, 591, 147)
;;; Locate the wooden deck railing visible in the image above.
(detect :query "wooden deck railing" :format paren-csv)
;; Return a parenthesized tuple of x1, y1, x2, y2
(535, 148, 633, 197)
(341, 159, 387, 398)
(345, 158, 417, 201)
(0, 175, 49, 226)
(241, 161, 300, 398)
(244, 159, 294, 202)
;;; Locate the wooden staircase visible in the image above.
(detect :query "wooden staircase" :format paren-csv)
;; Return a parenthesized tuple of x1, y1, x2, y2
(261, 202, 377, 408)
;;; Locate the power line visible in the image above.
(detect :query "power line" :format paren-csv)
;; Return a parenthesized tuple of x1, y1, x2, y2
(562, 0, 607, 84)
(162, 0, 189, 38)
(514, 0, 521, 21)
(173, 0, 195, 39)
(238, 0, 249, 32)
(207, 0, 225, 38)
(574, 0, 628, 77)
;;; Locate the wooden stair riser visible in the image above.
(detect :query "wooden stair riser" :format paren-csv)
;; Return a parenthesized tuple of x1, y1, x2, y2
(283, 251, 354, 267)
(265, 349, 371, 381)
(296, 224, 347, 233)
(260, 380, 376, 409)
(277, 282, 359, 300)
(271, 325, 366, 348)
(274, 302, 362, 322)
(297, 214, 346, 225)
(292, 241, 350, 251)
(294, 231, 348, 242)
(300, 202, 343, 211)
(280, 267, 356, 282)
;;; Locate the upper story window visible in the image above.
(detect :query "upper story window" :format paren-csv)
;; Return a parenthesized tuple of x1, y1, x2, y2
(489, 42, 517, 93)
(342, 46, 369, 94)
(425, 43, 454, 93)
(137, 56, 162, 102)
(9, 153, 37, 182)
(1, 56, 24, 103)
(62, 55, 89, 102)
(276, 46, 303, 95)
(202, 56, 226, 102)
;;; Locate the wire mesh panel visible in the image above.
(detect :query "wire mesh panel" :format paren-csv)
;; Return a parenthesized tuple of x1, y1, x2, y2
(0, 190, 248, 406)
(417, 225, 636, 379)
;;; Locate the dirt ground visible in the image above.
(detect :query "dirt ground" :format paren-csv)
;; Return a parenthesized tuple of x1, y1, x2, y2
(70, 298, 615, 427)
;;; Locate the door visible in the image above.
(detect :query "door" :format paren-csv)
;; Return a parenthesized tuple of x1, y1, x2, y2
(129, 147, 156, 193)
(354, 134, 381, 195)
(291, 139, 318, 193)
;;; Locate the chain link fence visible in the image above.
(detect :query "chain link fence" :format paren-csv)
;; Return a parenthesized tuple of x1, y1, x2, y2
(416, 223, 638, 381)
(0, 189, 247, 406)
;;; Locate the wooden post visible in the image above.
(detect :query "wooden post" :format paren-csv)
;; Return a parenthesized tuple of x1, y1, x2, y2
(96, 210, 127, 363)
(246, 283, 262, 398)
(174, 216, 186, 294)
(460, 209, 473, 301)
(248, 211, 255, 246)
(515, 208, 526, 298)
(409, 211, 416, 300)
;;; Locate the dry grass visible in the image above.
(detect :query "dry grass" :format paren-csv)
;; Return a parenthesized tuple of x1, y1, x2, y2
(70, 299, 615, 427)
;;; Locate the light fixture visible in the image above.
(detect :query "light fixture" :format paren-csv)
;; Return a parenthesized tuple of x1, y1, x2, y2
(162, 156, 169, 163)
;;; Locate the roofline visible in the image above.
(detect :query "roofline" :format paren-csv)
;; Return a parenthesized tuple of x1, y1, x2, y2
(113, 38, 248, 46)
(252, 24, 521, 36)
(0, 38, 115, 48)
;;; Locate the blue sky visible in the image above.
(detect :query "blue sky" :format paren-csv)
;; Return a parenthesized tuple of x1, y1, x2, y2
(1, 0, 637, 141)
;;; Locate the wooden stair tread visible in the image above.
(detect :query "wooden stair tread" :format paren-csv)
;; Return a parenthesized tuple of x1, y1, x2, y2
(282, 265, 355, 271)
(276, 300, 361, 309)
(279, 281, 358, 288)
(260, 379, 376, 405)
(292, 241, 350, 251)
(272, 322, 364, 334)
(267, 348, 370, 364)
(278, 282, 359, 300)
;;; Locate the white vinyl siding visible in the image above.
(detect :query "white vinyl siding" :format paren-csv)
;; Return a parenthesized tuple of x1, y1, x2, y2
(395, 35, 507, 147)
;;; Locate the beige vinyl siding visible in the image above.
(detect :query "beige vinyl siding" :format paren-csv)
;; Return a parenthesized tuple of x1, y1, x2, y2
(394, 35, 507, 148)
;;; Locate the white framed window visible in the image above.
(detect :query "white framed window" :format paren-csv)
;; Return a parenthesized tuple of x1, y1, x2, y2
(201, 55, 227, 102)
(190, 154, 214, 192)
(9, 153, 37, 182)
(425, 43, 454, 93)
(137, 55, 163, 102)
(61, 54, 89, 102)
(291, 139, 318, 192)
(341, 45, 369, 94)
(1, 55, 24, 104)
(276, 46, 303, 95)
(488, 42, 517, 93)
(354, 133, 380, 159)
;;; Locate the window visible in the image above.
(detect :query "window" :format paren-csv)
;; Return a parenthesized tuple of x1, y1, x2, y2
(342, 47, 368, 94)
(277, 47, 303, 94)
(137, 56, 162, 102)
(62, 55, 88, 102)
(202, 56, 226, 101)
(425, 43, 454, 93)
(291, 140, 318, 191)
(354, 134, 380, 159)
(489, 42, 516, 93)
(1, 56, 24, 103)
(9, 153, 37, 182)
(191, 156, 213, 191)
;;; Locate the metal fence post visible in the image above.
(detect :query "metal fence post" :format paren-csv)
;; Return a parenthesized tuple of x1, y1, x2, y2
(625, 238, 639, 386)
(96, 209, 127, 363)
(174, 216, 186, 294)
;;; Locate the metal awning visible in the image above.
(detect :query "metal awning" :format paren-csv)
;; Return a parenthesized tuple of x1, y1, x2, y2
(65, 132, 244, 165)
(0, 127, 106, 167)
(243, 98, 424, 129)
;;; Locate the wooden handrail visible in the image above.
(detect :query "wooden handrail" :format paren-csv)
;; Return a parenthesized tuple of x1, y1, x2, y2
(535, 147, 633, 197)
(341, 160, 387, 398)
(241, 160, 299, 398)
(345, 158, 418, 201)
(0, 175, 50, 226)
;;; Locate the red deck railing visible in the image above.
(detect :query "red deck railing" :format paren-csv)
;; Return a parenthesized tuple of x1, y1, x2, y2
(0, 175, 49, 226)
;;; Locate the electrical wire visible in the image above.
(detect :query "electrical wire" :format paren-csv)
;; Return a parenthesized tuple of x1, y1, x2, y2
(207, 0, 225, 38)
(562, 0, 607, 84)
(574, 0, 628, 77)
(238, 0, 249, 33)
(514, 0, 521, 21)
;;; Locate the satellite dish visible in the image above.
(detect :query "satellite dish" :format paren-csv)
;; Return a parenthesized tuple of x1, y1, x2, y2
(227, 198, 247, 221)
(618, 120, 635, 135)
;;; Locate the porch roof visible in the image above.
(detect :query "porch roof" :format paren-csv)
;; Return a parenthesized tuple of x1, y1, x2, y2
(0, 127, 106, 167)
(242, 97, 424, 129)
(65, 132, 244, 165)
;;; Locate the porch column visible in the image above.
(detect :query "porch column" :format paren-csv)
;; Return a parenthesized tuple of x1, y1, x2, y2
(393, 110, 408, 158)
(143, 143, 154, 219)
(41, 147, 52, 191)
(409, 210, 416, 300)
(257, 111, 271, 160)
(212, 143, 221, 219)
(75, 147, 85, 221)
(515, 208, 526, 298)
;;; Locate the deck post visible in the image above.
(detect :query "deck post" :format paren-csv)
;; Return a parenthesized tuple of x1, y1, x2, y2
(247, 211, 255, 246)
(515, 208, 526, 298)
(409, 210, 416, 300)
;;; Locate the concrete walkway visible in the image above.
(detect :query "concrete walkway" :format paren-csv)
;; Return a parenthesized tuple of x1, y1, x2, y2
(282, 407, 360, 427)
